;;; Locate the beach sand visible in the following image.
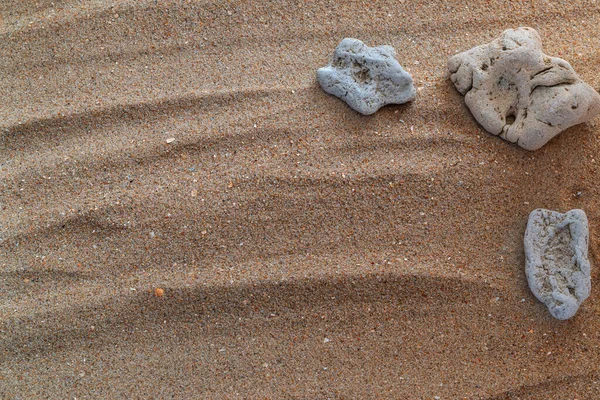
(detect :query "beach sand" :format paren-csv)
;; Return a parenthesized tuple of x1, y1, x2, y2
(1, 1, 600, 398)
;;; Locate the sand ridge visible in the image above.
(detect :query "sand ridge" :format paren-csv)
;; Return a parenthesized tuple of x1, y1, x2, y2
(1, 0, 600, 398)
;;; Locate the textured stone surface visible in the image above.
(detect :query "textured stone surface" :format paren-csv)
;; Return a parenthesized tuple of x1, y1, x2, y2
(317, 38, 416, 115)
(524, 209, 591, 320)
(449, 27, 600, 150)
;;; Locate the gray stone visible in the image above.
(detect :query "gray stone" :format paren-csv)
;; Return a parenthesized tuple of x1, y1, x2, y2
(449, 27, 600, 150)
(317, 38, 416, 115)
(524, 208, 591, 320)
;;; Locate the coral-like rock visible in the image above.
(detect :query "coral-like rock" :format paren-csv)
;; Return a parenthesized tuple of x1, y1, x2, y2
(524, 208, 591, 320)
(449, 27, 600, 150)
(317, 38, 416, 115)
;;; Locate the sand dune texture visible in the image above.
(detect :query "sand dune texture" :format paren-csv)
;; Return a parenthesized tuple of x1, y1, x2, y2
(2, 1, 600, 398)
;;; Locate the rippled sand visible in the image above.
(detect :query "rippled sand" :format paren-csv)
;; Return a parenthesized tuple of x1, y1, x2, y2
(1, 1, 600, 398)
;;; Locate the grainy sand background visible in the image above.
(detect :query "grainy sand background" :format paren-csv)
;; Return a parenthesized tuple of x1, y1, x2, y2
(1, 1, 600, 398)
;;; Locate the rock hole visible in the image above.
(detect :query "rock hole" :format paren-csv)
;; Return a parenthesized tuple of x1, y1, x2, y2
(571, 104, 578, 110)
(544, 226, 576, 272)
(506, 114, 516, 125)
(481, 63, 488, 71)
(498, 76, 510, 89)
(353, 68, 370, 83)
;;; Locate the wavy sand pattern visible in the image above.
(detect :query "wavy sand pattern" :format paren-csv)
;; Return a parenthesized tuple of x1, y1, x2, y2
(1, 1, 600, 398)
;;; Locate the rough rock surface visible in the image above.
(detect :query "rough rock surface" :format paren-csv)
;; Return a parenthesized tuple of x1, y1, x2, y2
(317, 38, 416, 115)
(524, 209, 591, 320)
(449, 27, 600, 150)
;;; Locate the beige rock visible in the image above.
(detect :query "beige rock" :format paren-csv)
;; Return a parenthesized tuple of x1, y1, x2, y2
(449, 27, 600, 150)
(524, 208, 591, 320)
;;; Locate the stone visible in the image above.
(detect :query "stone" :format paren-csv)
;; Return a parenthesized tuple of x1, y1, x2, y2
(524, 208, 591, 320)
(317, 38, 416, 115)
(448, 27, 600, 150)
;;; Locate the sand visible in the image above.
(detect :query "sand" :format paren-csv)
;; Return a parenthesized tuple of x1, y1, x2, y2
(1, 0, 600, 398)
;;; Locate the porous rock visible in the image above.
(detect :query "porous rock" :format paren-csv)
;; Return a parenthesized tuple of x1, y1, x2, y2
(524, 208, 591, 320)
(449, 27, 600, 150)
(317, 38, 416, 115)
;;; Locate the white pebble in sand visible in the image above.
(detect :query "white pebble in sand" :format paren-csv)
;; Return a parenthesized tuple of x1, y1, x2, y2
(317, 38, 416, 115)
(524, 208, 591, 320)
